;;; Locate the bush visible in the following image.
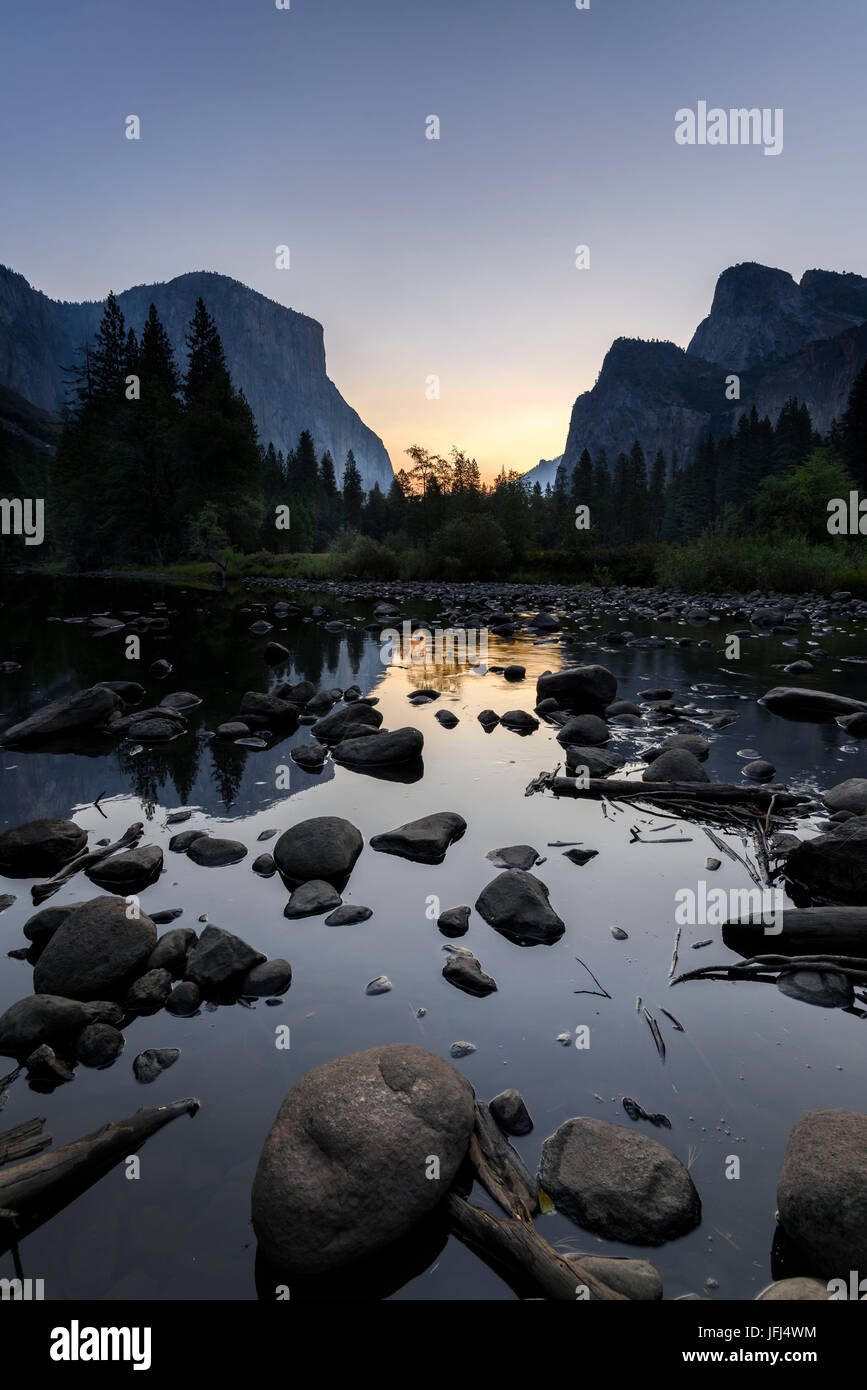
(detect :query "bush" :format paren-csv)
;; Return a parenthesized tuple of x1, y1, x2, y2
(332, 533, 399, 579)
(654, 534, 866, 593)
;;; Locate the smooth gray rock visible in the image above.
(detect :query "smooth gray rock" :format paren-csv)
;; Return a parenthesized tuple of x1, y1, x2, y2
(777, 1109, 867, 1278)
(76, 1022, 125, 1068)
(165, 980, 201, 1016)
(0, 993, 90, 1059)
(290, 739, 328, 768)
(333, 727, 423, 766)
(437, 905, 470, 937)
(535, 665, 617, 712)
(33, 897, 157, 1001)
(567, 1254, 663, 1301)
(251, 1044, 475, 1274)
(370, 812, 466, 864)
(564, 744, 625, 778)
(324, 904, 373, 925)
(0, 819, 87, 877)
(756, 1278, 830, 1301)
(485, 845, 540, 871)
(186, 837, 247, 867)
(312, 702, 383, 742)
(242, 958, 292, 996)
(475, 869, 565, 946)
(556, 714, 610, 747)
(86, 844, 163, 891)
(642, 748, 709, 783)
(786, 820, 867, 904)
(125, 968, 173, 1013)
(490, 1088, 533, 1136)
(760, 687, 867, 720)
(1, 685, 122, 744)
(284, 880, 342, 918)
(273, 816, 364, 886)
(538, 1117, 701, 1245)
(822, 778, 867, 814)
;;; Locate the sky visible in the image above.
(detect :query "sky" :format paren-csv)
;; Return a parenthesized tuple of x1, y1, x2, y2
(1, 0, 865, 480)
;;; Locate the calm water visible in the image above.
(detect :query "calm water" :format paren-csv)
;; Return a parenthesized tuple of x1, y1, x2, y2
(1, 574, 866, 1301)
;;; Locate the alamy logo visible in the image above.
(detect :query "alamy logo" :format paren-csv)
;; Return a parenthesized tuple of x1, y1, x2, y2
(0, 497, 44, 545)
(675, 880, 784, 934)
(379, 621, 488, 668)
(49, 1320, 151, 1371)
(675, 102, 783, 156)
(0, 1277, 44, 1299)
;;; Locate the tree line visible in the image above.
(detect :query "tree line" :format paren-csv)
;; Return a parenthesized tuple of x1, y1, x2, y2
(2, 288, 866, 577)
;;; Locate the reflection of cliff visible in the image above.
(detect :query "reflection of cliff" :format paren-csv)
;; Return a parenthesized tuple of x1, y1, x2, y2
(0, 577, 386, 821)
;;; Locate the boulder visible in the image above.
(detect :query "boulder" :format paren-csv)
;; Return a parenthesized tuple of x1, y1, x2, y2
(566, 1254, 663, 1301)
(125, 968, 173, 1013)
(556, 715, 610, 747)
(759, 687, 867, 721)
(290, 740, 328, 768)
(312, 702, 383, 743)
(85, 844, 163, 892)
(822, 778, 867, 814)
(756, 1278, 830, 1301)
(273, 817, 364, 886)
(184, 924, 265, 995)
(333, 727, 423, 766)
(324, 905, 373, 925)
(437, 905, 470, 937)
(475, 870, 565, 946)
(0, 993, 90, 1059)
(777, 1109, 867, 1278)
(241, 958, 293, 996)
(500, 710, 539, 733)
(147, 927, 197, 977)
(786, 820, 867, 904)
(33, 897, 157, 1001)
(0, 819, 86, 878)
(564, 745, 625, 778)
(535, 665, 617, 713)
(251, 1044, 475, 1274)
(370, 812, 466, 864)
(238, 692, 300, 726)
(538, 1117, 701, 1245)
(485, 845, 540, 871)
(642, 748, 709, 784)
(186, 837, 247, 867)
(75, 1022, 125, 1069)
(23, 901, 85, 952)
(0, 685, 122, 744)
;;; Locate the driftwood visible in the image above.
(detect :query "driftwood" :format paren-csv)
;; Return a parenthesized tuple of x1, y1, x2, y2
(0, 1097, 198, 1251)
(0, 1118, 51, 1166)
(446, 1103, 625, 1300)
(546, 776, 805, 809)
(672, 952, 867, 988)
(725, 906, 867, 945)
(31, 821, 144, 904)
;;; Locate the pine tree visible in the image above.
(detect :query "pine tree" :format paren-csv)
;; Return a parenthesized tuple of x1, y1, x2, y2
(842, 359, 867, 488)
(342, 450, 364, 529)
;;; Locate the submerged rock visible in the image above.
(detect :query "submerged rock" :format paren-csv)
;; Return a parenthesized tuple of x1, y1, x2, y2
(133, 1047, 180, 1084)
(776, 969, 854, 1008)
(251, 1044, 475, 1275)
(785, 820, 867, 904)
(538, 1117, 701, 1245)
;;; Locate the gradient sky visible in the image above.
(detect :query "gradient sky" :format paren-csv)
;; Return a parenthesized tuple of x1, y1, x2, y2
(1, 0, 865, 479)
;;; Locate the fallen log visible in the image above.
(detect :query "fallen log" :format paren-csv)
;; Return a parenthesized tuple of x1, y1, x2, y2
(31, 821, 144, 905)
(548, 777, 805, 808)
(445, 1193, 625, 1300)
(0, 1097, 198, 1251)
(468, 1102, 538, 1222)
(0, 1117, 50, 1166)
(724, 906, 867, 951)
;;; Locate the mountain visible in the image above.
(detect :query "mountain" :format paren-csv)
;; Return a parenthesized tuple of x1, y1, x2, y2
(516, 455, 564, 491)
(0, 266, 394, 492)
(546, 263, 867, 484)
